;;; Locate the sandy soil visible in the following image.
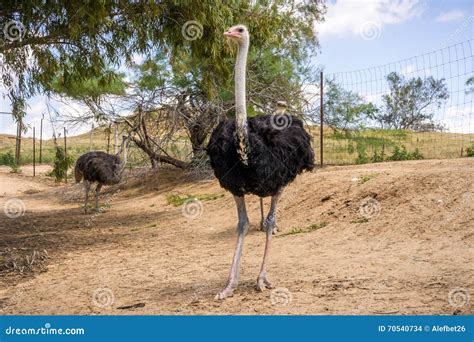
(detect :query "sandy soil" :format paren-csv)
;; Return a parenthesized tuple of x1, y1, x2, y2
(0, 159, 472, 315)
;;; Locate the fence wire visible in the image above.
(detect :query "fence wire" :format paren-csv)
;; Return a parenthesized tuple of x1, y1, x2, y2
(319, 39, 473, 165)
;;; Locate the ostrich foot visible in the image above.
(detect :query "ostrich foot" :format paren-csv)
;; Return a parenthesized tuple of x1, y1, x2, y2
(215, 287, 235, 300)
(257, 274, 273, 292)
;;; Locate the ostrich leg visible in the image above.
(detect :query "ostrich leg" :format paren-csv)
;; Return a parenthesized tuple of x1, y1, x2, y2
(257, 188, 283, 291)
(94, 183, 102, 212)
(259, 197, 264, 231)
(83, 181, 91, 214)
(215, 195, 249, 300)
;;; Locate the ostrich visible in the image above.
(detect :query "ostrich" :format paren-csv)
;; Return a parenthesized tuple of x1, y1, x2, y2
(259, 100, 288, 233)
(74, 136, 130, 213)
(207, 25, 314, 299)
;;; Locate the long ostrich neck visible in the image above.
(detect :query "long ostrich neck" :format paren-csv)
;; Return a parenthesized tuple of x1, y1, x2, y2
(235, 37, 249, 164)
(117, 140, 128, 175)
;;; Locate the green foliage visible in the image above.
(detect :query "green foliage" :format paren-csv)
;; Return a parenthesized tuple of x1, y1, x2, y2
(378, 72, 449, 129)
(0, 151, 20, 173)
(278, 222, 328, 237)
(387, 146, 424, 161)
(47, 146, 74, 182)
(370, 149, 385, 163)
(323, 79, 378, 130)
(0, 151, 15, 166)
(167, 193, 224, 207)
(465, 144, 474, 157)
(355, 145, 369, 165)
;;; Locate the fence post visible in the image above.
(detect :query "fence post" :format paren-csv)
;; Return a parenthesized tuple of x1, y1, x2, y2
(15, 118, 22, 165)
(107, 123, 111, 153)
(39, 114, 43, 164)
(320, 71, 324, 167)
(89, 123, 94, 151)
(114, 123, 118, 154)
(64, 127, 68, 183)
(33, 127, 36, 177)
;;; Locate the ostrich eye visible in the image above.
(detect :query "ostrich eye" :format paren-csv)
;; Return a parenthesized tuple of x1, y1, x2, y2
(238, 28, 244, 33)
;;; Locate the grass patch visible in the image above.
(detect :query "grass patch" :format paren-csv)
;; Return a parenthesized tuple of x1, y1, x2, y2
(351, 217, 370, 224)
(278, 222, 328, 237)
(359, 173, 378, 184)
(166, 193, 224, 206)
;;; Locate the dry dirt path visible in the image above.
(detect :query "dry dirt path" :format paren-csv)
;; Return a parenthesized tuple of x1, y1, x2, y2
(0, 159, 472, 315)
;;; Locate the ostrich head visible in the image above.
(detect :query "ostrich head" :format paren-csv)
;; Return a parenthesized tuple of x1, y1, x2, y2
(275, 101, 288, 115)
(224, 25, 249, 45)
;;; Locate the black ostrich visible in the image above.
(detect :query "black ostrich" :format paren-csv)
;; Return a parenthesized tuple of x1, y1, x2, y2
(74, 136, 129, 213)
(207, 25, 314, 300)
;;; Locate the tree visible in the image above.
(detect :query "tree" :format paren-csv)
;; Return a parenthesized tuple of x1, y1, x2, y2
(319, 79, 378, 132)
(1, 1, 325, 117)
(466, 76, 474, 95)
(377, 72, 449, 129)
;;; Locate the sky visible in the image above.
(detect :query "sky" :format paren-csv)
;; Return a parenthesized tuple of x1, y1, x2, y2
(1, 0, 473, 137)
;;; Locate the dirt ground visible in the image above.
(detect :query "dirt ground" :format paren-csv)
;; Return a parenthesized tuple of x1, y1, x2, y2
(0, 159, 472, 315)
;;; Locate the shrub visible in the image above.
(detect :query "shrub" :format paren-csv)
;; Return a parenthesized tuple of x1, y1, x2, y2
(355, 144, 369, 164)
(47, 146, 75, 182)
(370, 149, 384, 163)
(466, 145, 474, 157)
(387, 145, 424, 161)
(0, 151, 20, 173)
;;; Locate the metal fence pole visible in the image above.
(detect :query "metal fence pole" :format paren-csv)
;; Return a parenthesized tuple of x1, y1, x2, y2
(107, 123, 111, 153)
(64, 127, 68, 183)
(33, 127, 36, 177)
(89, 123, 94, 151)
(15, 118, 22, 165)
(39, 114, 43, 164)
(320, 71, 324, 167)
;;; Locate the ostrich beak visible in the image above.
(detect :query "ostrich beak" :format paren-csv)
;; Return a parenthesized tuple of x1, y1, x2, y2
(224, 30, 240, 38)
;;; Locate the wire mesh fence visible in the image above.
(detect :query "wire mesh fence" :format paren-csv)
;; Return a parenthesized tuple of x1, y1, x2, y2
(317, 39, 473, 165)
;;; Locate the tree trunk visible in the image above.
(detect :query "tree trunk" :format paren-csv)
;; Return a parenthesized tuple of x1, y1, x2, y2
(131, 137, 189, 169)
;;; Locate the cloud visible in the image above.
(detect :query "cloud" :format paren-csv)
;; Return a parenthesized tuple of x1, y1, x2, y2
(316, 0, 425, 39)
(436, 10, 465, 23)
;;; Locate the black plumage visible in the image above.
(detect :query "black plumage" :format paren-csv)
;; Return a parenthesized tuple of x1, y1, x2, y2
(74, 151, 123, 185)
(207, 114, 314, 198)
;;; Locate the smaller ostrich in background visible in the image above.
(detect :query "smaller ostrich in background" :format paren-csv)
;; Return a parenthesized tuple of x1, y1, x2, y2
(74, 136, 130, 213)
